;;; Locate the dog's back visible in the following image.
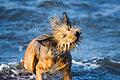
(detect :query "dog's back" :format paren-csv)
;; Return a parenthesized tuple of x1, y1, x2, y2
(23, 35, 51, 73)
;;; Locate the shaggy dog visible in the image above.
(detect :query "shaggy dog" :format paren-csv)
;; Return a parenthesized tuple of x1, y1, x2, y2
(22, 12, 81, 80)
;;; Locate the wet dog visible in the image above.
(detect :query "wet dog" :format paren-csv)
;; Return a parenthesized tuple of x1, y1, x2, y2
(22, 12, 81, 80)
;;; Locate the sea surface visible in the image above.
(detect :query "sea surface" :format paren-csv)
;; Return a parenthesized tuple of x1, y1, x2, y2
(0, 0, 120, 80)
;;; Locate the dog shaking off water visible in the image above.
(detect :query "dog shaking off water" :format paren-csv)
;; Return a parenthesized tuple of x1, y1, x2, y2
(22, 13, 81, 80)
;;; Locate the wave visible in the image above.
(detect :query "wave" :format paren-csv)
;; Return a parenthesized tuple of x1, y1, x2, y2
(0, 57, 120, 80)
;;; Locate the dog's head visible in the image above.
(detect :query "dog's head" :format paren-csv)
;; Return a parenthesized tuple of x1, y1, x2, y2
(50, 12, 81, 53)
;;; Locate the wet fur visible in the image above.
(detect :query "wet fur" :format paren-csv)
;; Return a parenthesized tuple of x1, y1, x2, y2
(22, 13, 81, 80)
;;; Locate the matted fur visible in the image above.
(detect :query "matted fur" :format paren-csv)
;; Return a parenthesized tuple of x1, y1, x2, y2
(50, 14, 80, 53)
(22, 12, 81, 80)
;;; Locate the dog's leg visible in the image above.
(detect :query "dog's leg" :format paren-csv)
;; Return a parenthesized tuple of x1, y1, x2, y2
(36, 60, 47, 80)
(63, 63, 72, 80)
(63, 70, 72, 80)
(36, 64, 43, 80)
(36, 71, 42, 80)
(23, 40, 37, 72)
(23, 39, 42, 73)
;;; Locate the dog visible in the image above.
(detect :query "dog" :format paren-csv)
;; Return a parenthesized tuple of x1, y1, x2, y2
(22, 12, 81, 80)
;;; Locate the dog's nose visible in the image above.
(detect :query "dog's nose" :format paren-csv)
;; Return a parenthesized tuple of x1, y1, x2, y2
(75, 31, 80, 37)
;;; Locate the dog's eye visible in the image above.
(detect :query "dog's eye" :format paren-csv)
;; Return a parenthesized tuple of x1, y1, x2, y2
(75, 31, 80, 37)
(62, 34, 67, 38)
(67, 28, 70, 31)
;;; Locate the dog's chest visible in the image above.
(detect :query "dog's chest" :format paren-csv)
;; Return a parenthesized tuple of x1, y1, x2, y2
(36, 45, 71, 72)
(37, 46, 54, 69)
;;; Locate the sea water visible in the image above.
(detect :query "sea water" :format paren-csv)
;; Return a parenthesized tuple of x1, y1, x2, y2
(0, 0, 120, 80)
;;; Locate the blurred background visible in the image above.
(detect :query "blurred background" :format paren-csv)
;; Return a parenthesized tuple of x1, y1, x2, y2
(0, 0, 120, 80)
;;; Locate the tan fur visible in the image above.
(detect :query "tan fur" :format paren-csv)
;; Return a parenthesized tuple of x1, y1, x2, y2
(22, 13, 81, 80)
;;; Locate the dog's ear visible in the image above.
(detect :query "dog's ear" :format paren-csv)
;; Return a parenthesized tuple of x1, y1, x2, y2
(36, 35, 50, 42)
(63, 12, 71, 27)
(36, 35, 55, 47)
(50, 13, 71, 30)
(50, 16, 61, 30)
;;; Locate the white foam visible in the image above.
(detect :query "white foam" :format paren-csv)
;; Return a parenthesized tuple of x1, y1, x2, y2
(72, 60, 83, 66)
(11, 69, 18, 75)
(72, 60, 100, 70)
(19, 46, 23, 52)
(20, 59, 23, 63)
(110, 59, 120, 64)
(29, 74, 36, 79)
(8, 61, 19, 65)
(11, 74, 15, 77)
(0, 64, 10, 71)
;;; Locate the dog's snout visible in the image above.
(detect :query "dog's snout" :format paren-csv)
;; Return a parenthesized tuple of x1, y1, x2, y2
(75, 31, 80, 37)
